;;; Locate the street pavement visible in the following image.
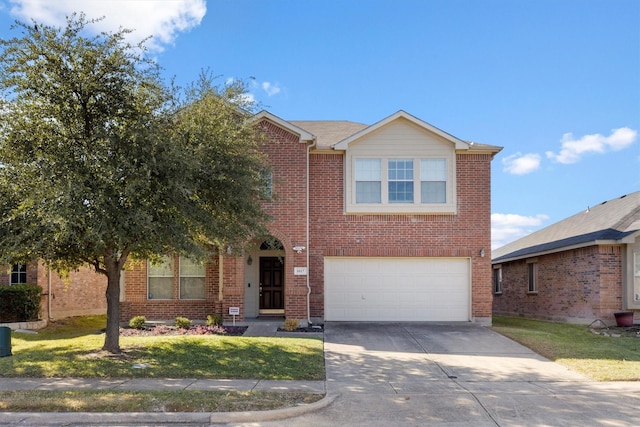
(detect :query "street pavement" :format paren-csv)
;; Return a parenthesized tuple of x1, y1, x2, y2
(2, 322, 640, 426)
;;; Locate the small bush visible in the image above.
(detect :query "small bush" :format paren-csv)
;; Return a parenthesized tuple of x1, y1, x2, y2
(175, 316, 191, 329)
(0, 284, 42, 322)
(207, 314, 224, 326)
(128, 315, 146, 329)
(283, 318, 300, 332)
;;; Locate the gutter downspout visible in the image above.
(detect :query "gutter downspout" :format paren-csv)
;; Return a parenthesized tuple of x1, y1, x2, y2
(48, 267, 53, 321)
(306, 138, 317, 326)
(218, 251, 224, 308)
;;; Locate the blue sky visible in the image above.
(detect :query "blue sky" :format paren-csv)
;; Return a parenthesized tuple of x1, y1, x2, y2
(1, 0, 638, 250)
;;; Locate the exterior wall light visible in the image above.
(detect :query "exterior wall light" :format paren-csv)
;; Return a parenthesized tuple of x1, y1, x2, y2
(480, 248, 485, 258)
(293, 246, 306, 254)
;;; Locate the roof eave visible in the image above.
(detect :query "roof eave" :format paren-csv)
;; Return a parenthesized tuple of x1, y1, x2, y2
(252, 110, 316, 143)
(492, 238, 630, 264)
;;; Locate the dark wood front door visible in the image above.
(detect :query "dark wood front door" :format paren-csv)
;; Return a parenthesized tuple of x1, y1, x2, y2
(260, 257, 284, 311)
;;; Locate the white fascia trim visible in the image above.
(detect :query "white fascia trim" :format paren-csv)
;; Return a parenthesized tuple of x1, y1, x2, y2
(333, 110, 470, 150)
(252, 110, 315, 143)
(619, 230, 640, 244)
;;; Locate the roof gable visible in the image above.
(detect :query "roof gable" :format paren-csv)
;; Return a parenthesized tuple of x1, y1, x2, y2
(332, 110, 470, 150)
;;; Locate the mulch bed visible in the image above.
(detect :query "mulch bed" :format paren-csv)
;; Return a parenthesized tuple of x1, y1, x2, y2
(120, 324, 248, 337)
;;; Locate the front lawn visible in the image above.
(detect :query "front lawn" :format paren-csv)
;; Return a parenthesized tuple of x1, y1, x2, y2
(492, 316, 640, 381)
(0, 316, 324, 380)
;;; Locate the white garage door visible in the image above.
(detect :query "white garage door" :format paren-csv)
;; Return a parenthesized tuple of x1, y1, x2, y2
(324, 257, 470, 321)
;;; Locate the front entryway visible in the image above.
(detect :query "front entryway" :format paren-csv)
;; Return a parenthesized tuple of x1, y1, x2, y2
(260, 256, 284, 314)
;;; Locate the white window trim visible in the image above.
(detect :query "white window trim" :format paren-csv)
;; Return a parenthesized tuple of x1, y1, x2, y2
(347, 156, 457, 214)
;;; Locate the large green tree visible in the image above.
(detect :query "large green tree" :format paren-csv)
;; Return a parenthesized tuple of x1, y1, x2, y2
(0, 15, 270, 353)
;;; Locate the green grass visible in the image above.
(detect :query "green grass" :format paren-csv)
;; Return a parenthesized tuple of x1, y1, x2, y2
(0, 316, 324, 380)
(492, 316, 640, 381)
(0, 390, 323, 412)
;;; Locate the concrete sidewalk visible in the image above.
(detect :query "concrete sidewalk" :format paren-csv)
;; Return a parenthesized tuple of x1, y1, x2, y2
(0, 377, 325, 393)
(0, 320, 331, 426)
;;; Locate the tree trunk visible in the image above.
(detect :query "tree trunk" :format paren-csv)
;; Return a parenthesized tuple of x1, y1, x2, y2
(102, 259, 122, 354)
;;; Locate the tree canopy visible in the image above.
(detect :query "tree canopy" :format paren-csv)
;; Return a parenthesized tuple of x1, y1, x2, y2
(0, 14, 270, 353)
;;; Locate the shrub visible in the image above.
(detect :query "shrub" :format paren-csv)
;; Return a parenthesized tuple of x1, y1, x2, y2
(175, 316, 191, 329)
(0, 284, 42, 322)
(207, 314, 223, 326)
(128, 315, 146, 329)
(283, 318, 300, 332)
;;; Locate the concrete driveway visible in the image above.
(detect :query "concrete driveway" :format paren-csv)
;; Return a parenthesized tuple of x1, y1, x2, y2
(244, 322, 640, 427)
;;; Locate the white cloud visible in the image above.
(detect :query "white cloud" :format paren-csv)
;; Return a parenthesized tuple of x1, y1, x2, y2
(502, 152, 541, 175)
(261, 82, 281, 97)
(546, 127, 638, 164)
(8, 0, 206, 52)
(491, 213, 549, 249)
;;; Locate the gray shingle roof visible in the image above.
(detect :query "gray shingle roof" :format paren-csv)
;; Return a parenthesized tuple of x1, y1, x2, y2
(289, 121, 368, 149)
(492, 191, 640, 262)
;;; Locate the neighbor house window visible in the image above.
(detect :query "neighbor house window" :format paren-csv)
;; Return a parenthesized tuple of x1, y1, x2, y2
(355, 158, 381, 203)
(148, 256, 174, 299)
(493, 266, 502, 294)
(421, 159, 446, 203)
(388, 159, 414, 203)
(527, 262, 538, 293)
(10, 264, 27, 285)
(179, 257, 206, 300)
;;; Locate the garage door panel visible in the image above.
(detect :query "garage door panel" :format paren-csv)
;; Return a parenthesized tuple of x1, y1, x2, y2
(325, 257, 469, 322)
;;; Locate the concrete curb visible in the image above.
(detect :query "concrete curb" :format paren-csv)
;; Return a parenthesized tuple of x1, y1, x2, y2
(0, 393, 338, 426)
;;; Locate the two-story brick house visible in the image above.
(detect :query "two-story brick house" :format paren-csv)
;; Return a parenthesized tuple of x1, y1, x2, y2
(120, 110, 502, 325)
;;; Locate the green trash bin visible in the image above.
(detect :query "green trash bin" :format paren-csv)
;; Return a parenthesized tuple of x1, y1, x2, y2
(0, 326, 12, 357)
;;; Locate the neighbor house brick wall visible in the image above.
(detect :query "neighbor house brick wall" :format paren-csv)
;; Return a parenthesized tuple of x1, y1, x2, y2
(308, 152, 494, 321)
(37, 262, 108, 319)
(1, 262, 107, 320)
(493, 245, 624, 323)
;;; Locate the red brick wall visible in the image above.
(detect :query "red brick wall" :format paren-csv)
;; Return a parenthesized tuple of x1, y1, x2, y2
(120, 121, 496, 324)
(309, 152, 494, 321)
(257, 121, 309, 320)
(120, 255, 221, 322)
(39, 263, 108, 319)
(1, 262, 107, 320)
(493, 245, 624, 323)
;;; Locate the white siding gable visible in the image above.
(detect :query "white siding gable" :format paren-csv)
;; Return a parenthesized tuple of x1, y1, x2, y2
(343, 117, 457, 214)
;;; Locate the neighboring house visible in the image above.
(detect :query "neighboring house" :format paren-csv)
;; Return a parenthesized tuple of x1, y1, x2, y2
(492, 192, 640, 325)
(0, 262, 107, 321)
(120, 110, 502, 325)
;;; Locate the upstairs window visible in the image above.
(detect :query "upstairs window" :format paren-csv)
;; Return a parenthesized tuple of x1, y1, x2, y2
(260, 169, 273, 199)
(353, 157, 451, 211)
(421, 159, 446, 203)
(388, 160, 414, 203)
(355, 158, 381, 203)
(10, 264, 27, 285)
